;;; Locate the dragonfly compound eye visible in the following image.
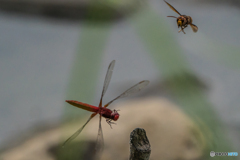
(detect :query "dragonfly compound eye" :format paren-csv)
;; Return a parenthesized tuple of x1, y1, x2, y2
(113, 113, 119, 121)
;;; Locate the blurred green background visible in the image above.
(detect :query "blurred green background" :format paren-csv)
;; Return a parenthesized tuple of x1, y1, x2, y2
(0, 0, 239, 159)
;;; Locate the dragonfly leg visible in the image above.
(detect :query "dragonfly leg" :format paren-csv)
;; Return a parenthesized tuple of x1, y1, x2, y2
(106, 119, 116, 128)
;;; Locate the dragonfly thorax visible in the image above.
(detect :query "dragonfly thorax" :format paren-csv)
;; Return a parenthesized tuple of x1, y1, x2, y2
(101, 108, 119, 121)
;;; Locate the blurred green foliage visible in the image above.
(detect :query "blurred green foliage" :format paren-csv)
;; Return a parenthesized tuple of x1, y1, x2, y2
(64, 24, 111, 119)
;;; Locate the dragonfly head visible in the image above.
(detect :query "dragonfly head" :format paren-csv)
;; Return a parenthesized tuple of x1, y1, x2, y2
(111, 109, 119, 121)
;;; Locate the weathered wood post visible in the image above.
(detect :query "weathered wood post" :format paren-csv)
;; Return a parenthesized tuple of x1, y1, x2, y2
(129, 128, 151, 160)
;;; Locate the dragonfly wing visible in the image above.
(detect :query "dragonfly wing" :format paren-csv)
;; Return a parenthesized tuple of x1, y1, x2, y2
(104, 80, 149, 108)
(99, 60, 115, 107)
(62, 113, 97, 147)
(66, 100, 99, 112)
(190, 24, 198, 32)
(164, 0, 181, 16)
(94, 114, 104, 159)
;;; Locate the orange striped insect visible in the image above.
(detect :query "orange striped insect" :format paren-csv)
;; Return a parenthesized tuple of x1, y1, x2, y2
(164, 0, 198, 34)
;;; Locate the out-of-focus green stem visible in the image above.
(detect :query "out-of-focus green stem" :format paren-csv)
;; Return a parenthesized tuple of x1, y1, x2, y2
(130, 8, 190, 78)
(65, 23, 111, 119)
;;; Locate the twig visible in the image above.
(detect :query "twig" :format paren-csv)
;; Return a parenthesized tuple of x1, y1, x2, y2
(129, 128, 151, 160)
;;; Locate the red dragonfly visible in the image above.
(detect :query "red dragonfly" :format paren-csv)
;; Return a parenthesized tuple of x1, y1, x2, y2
(63, 60, 149, 153)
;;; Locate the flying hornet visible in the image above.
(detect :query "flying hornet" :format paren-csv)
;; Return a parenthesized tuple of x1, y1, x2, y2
(164, 0, 198, 34)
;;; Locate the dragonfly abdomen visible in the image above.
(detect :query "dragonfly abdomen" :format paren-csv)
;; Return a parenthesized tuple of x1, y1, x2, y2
(65, 100, 99, 112)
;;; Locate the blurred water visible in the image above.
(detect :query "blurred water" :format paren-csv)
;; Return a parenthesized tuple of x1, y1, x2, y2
(0, 13, 80, 146)
(0, 1, 240, 150)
